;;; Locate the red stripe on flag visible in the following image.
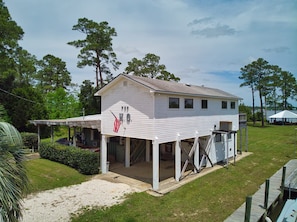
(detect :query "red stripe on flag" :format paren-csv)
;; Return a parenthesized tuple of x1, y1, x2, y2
(113, 117, 121, 133)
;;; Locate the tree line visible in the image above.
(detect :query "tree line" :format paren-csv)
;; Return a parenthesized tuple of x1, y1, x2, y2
(0, 1, 179, 132)
(0, 1, 295, 132)
(239, 58, 296, 127)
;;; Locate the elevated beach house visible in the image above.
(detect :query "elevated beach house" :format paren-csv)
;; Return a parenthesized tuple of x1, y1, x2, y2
(95, 74, 241, 190)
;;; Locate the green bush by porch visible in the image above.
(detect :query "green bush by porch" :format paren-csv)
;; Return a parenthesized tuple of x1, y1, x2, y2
(21, 132, 38, 151)
(39, 142, 99, 175)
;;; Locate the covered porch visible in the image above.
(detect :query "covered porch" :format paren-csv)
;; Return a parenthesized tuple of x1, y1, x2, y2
(30, 114, 101, 150)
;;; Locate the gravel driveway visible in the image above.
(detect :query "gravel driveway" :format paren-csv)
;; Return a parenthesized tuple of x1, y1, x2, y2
(21, 179, 139, 222)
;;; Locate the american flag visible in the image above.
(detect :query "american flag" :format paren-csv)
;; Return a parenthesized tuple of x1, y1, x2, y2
(110, 111, 121, 133)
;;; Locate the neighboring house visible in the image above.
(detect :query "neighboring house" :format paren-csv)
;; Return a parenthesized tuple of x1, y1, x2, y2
(95, 74, 241, 190)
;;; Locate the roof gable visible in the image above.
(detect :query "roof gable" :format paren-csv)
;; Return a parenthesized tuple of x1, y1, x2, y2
(95, 74, 241, 100)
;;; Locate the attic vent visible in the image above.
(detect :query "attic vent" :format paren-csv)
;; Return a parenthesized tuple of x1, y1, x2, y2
(123, 81, 127, 86)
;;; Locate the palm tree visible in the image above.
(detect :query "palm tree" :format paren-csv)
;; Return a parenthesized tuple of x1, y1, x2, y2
(0, 122, 28, 222)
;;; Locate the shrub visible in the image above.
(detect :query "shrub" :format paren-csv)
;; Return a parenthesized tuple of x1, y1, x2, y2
(21, 132, 38, 151)
(39, 142, 99, 175)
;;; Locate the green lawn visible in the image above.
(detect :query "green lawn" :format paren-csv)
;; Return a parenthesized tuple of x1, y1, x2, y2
(71, 124, 297, 222)
(25, 158, 91, 194)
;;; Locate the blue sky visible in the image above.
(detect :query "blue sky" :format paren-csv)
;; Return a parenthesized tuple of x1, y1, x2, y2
(5, 0, 297, 106)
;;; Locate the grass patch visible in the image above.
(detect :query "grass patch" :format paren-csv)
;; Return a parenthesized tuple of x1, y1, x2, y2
(25, 158, 91, 194)
(71, 125, 297, 222)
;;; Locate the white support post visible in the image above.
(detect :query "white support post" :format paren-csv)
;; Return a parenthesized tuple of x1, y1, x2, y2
(68, 127, 71, 141)
(37, 125, 41, 151)
(245, 127, 248, 152)
(146, 140, 150, 162)
(194, 132, 199, 173)
(125, 137, 131, 168)
(234, 132, 237, 153)
(152, 138, 159, 191)
(226, 134, 229, 167)
(175, 134, 181, 181)
(73, 127, 77, 147)
(101, 134, 107, 173)
(233, 132, 237, 164)
(50, 126, 54, 143)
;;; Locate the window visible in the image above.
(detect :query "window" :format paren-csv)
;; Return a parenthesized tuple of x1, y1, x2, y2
(169, 97, 179, 108)
(222, 101, 227, 109)
(231, 101, 236, 109)
(201, 100, 208, 109)
(184, 98, 193, 109)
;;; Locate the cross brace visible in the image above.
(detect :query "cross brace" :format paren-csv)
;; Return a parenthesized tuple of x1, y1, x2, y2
(199, 134, 215, 170)
(179, 136, 199, 180)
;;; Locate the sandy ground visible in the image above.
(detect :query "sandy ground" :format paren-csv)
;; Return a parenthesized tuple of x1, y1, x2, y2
(21, 179, 139, 222)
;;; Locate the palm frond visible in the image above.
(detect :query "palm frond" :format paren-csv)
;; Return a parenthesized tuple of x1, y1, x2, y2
(0, 122, 28, 222)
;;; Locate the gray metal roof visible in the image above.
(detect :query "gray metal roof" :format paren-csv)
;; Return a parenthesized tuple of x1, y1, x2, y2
(121, 74, 241, 100)
(30, 114, 101, 129)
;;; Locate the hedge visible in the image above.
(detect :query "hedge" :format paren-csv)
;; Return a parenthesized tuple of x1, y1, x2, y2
(39, 142, 99, 175)
(21, 132, 38, 151)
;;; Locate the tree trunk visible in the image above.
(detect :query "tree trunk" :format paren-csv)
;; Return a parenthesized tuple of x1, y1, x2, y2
(259, 89, 265, 127)
(252, 87, 255, 126)
(97, 59, 103, 88)
(99, 66, 103, 88)
(264, 95, 267, 122)
(96, 52, 103, 88)
(95, 66, 99, 88)
(274, 92, 277, 114)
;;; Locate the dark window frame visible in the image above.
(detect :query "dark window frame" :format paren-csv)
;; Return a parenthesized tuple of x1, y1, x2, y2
(184, 98, 194, 109)
(230, 101, 236, 109)
(222, 101, 227, 109)
(169, 97, 180, 109)
(201, 99, 208, 109)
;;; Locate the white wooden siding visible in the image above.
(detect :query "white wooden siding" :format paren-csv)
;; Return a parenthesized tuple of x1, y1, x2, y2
(154, 94, 238, 119)
(101, 79, 155, 140)
(154, 115, 238, 144)
(152, 93, 238, 143)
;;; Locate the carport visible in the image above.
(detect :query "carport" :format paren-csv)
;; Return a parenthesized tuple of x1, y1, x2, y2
(30, 114, 101, 148)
